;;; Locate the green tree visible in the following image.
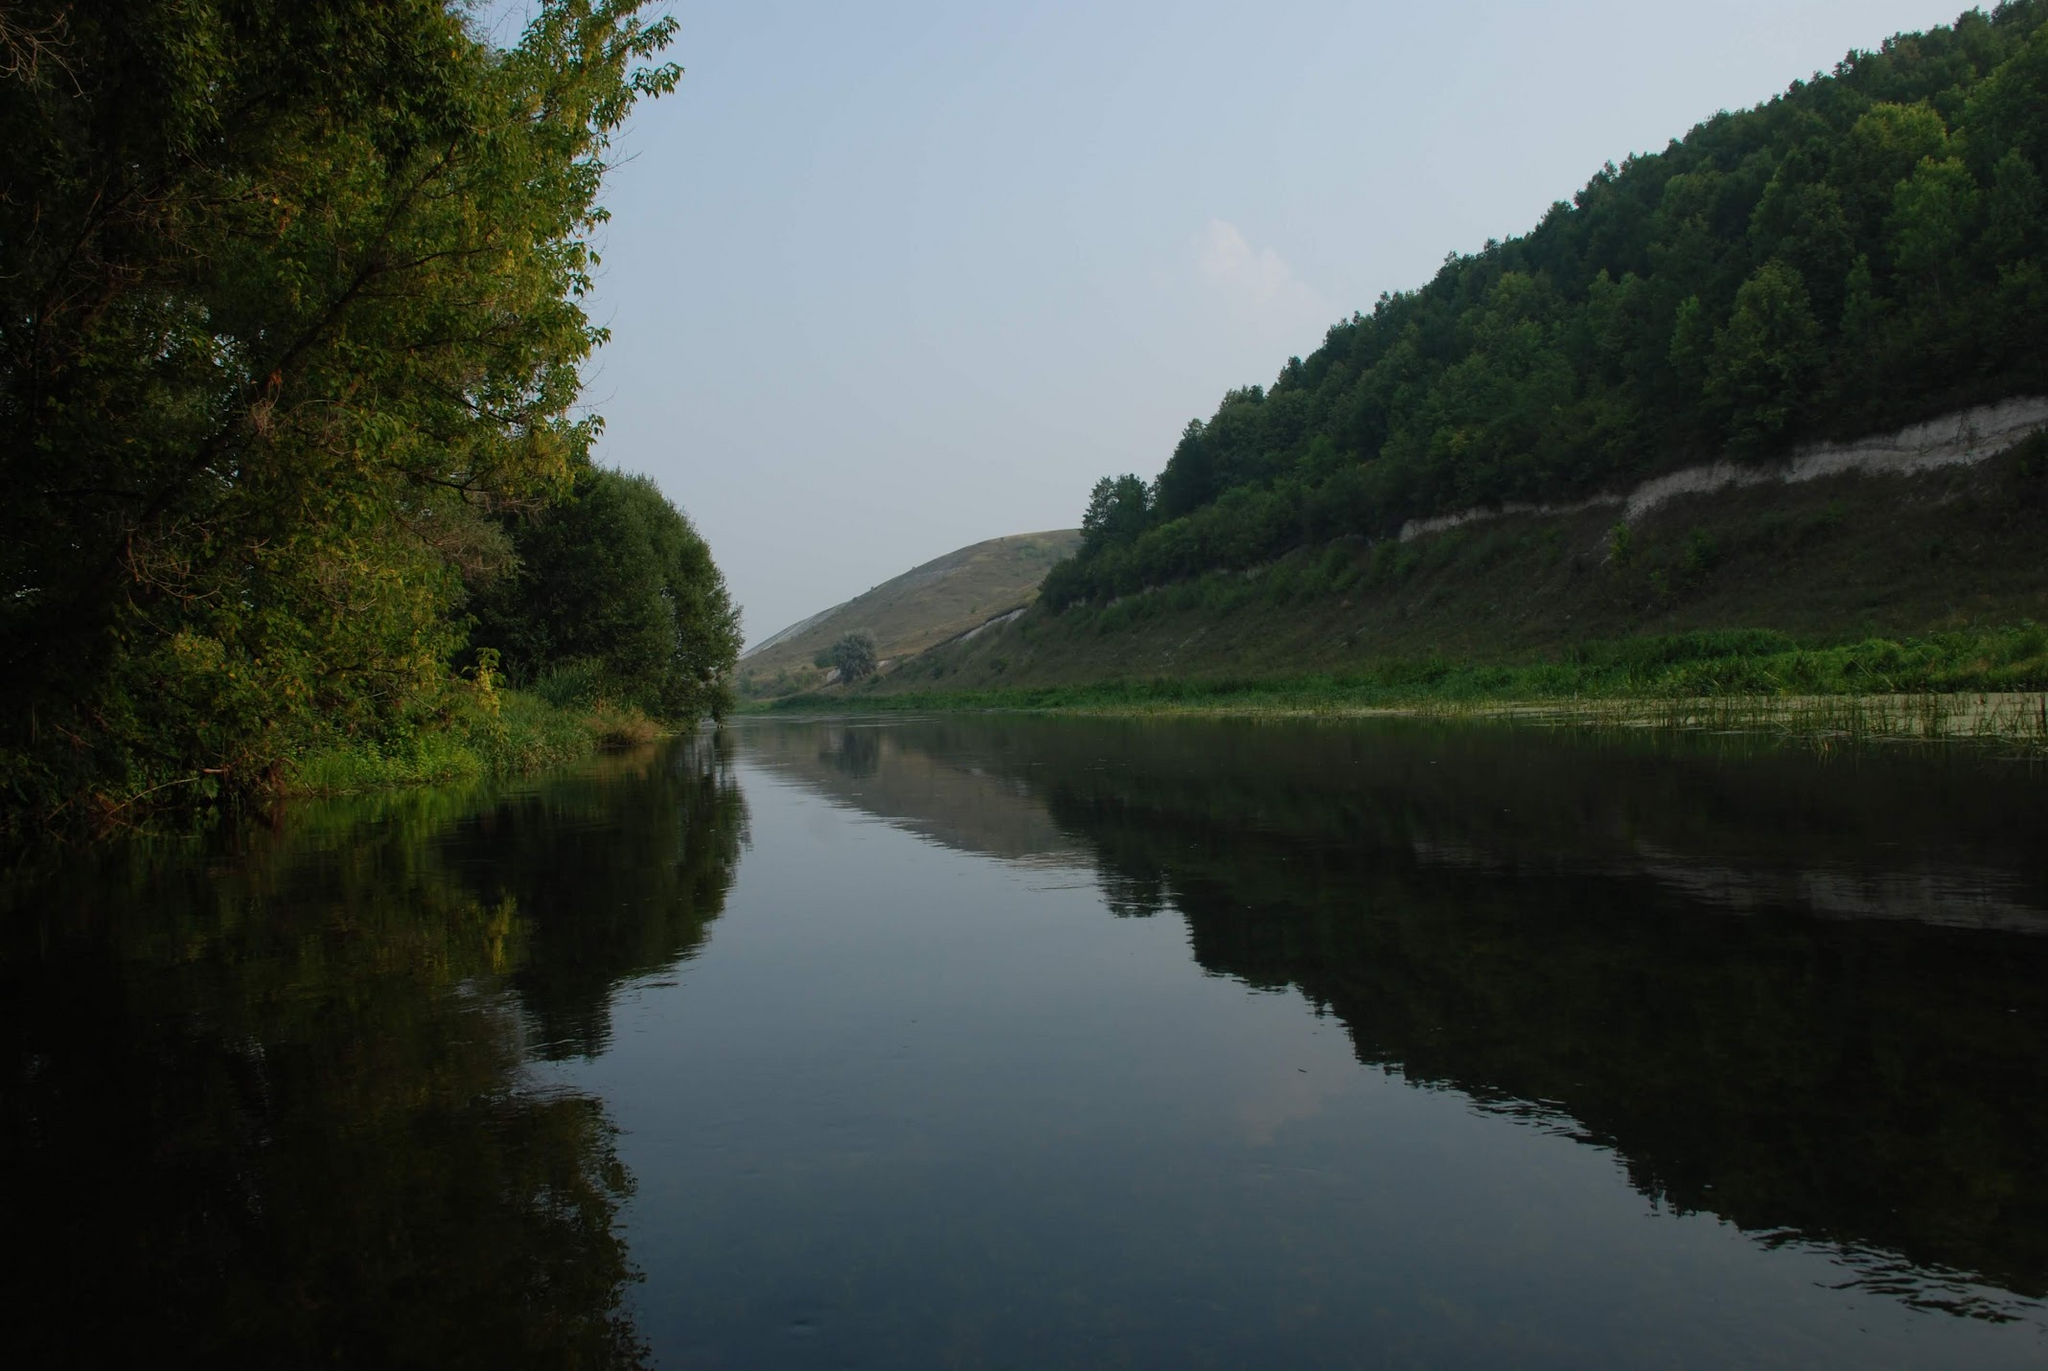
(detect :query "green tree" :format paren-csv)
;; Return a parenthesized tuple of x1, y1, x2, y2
(1706, 262, 1823, 450)
(1983, 148, 2045, 263)
(473, 469, 741, 721)
(1834, 100, 1952, 225)
(831, 631, 879, 683)
(1962, 22, 2048, 178)
(1888, 156, 1982, 308)
(1750, 177, 1855, 321)
(0, 0, 681, 827)
(1838, 253, 1890, 348)
(1081, 474, 1152, 552)
(1666, 295, 1715, 396)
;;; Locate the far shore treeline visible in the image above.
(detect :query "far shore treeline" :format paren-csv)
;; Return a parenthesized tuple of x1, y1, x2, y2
(1047, 2, 2048, 607)
(1, 1, 740, 838)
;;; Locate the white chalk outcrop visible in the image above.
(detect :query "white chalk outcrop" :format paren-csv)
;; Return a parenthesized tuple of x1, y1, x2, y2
(1397, 396, 2048, 543)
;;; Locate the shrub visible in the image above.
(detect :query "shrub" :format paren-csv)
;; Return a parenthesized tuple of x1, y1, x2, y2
(831, 631, 879, 682)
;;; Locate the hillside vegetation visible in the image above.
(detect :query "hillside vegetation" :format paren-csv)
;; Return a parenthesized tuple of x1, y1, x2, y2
(740, 530, 1078, 697)
(849, 430, 2048, 718)
(1045, 1, 2048, 608)
(790, 1, 2048, 727)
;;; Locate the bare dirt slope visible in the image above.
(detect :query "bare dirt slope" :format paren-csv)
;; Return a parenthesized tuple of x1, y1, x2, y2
(740, 529, 1080, 693)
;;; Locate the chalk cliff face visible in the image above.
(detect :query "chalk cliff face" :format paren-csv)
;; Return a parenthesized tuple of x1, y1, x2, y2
(1399, 398, 2048, 542)
(740, 529, 1080, 690)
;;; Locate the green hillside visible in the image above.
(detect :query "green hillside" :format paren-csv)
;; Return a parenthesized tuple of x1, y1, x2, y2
(739, 530, 1080, 697)
(1045, 2, 2048, 609)
(857, 429, 2048, 713)
(805, 2, 2048, 725)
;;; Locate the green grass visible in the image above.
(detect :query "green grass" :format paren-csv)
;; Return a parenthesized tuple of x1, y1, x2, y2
(749, 445, 2048, 748)
(286, 690, 665, 797)
(752, 625, 2048, 747)
(861, 443, 2048, 700)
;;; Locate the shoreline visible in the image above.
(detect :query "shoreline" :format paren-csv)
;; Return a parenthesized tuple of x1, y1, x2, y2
(747, 685, 2048, 750)
(281, 694, 669, 800)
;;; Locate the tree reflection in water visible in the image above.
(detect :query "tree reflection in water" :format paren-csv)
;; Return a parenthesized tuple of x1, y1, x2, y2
(745, 716, 2048, 1318)
(0, 735, 746, 1367)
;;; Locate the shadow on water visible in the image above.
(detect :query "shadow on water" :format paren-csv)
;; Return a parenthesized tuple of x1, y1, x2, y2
(742, 714, 2048, 1319)
(0, 735, 748, 1367)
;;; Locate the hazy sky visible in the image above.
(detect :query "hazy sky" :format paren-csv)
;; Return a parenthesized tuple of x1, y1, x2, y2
(514, 0, 1955, 645)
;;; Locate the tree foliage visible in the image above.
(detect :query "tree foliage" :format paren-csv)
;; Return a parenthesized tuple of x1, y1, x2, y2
(0, 1, 705, 829)
(831, 631, 879, 683)
(471, 469, 741, 722)
(1045, 3, 2048, 609)
(1707, 261, 1823, 447)
(1082, 475, 1153, 554)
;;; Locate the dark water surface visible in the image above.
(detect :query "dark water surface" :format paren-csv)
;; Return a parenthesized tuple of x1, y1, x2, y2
(5, 717, 2047, 1367)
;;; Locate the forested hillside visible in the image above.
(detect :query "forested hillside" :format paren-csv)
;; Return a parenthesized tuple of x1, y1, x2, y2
(1046, 1, 2048, 607)
(0, 2, 738, 836)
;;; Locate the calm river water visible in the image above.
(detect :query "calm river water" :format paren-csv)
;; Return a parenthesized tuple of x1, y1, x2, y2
(5, 716, 2047, 1367)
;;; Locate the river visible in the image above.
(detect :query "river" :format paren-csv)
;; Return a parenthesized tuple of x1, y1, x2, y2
(4, 715, 2045, 1367)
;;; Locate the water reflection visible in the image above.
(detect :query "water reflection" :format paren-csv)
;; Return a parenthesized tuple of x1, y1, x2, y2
(0, 738, 746, 1367)
(741, 716, 2048, 1317)
(439, 741, 750, 1058)
(7, 716, 2044, 1363)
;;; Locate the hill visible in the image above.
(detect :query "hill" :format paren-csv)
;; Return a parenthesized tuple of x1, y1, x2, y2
(815, 4, 2048, 717)
(1044, 2, 2048, 609)
(762, 6, 2048, 721)
(858, 411, 2048, 705)
(738, 530, 1080, 697)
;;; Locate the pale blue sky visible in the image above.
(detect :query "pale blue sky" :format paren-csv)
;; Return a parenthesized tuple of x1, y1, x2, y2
(510, 1, 1957, 644)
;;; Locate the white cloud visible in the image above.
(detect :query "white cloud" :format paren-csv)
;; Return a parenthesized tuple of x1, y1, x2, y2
(1193, 219, 1330, 333)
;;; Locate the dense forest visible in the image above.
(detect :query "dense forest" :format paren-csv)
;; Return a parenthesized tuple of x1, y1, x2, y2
(1047, 1, 2048, 608)
(0, 2, 739, 835)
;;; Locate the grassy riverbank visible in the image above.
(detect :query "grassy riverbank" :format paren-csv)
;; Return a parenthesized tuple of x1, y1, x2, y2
(755, 625, 2048, 747)
(748, 440, 2048, 753)
(286, 689, 662, 797)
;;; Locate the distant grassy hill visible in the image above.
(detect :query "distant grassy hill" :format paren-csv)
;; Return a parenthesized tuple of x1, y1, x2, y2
(739, 530, 1080, 697)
